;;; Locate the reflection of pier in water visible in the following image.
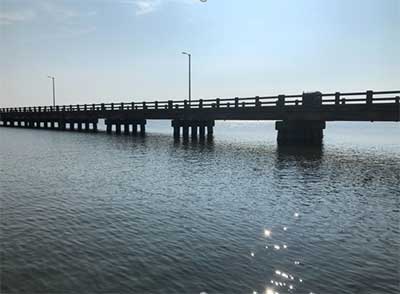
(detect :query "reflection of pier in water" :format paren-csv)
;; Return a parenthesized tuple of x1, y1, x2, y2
(1, 90, 398, 145)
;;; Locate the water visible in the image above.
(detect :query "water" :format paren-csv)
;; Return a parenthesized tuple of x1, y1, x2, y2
(1, 121, 399, 294)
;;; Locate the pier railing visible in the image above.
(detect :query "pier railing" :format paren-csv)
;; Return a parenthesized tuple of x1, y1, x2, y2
(1, 90, 399, 113)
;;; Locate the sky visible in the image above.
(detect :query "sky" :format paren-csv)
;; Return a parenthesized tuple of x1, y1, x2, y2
(0, 0, 399, 107)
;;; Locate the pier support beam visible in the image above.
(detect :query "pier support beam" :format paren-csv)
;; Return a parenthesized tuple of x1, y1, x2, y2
(275, 120, 326, 145)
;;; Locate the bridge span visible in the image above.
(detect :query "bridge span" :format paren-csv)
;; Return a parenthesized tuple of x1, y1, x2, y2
(1, 90, 399, 145)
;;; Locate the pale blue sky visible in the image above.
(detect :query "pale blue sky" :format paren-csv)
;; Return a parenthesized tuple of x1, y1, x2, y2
(0, 0, 399, 107)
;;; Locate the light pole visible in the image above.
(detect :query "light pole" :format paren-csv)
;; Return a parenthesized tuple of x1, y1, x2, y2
(182, 52, 191, 105)
(47, 76, 56, 107)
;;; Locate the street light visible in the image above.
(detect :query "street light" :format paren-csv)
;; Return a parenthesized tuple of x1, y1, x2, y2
(47, 75, 56, 107)
(182, 52, 191, 105)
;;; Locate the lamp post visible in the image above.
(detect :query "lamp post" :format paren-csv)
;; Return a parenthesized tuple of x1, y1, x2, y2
(47, 76, 56, 107)
(182, 52, 191, 105)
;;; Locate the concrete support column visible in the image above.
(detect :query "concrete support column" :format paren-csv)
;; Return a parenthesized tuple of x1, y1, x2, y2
(124, 123, 130, 135)
(182, 125, 189, 140)
(115, 123, 121, 135)
(92, 122, 98, 133)
(85, 122, 90, 131)
(77, 122, 83, 131)
(207, 123, 214, 138)
(70, 122, 75, 131)
(140, 123, 146, 136)
(36, 121, 41, 128)
(106, 123, 112, 134)
(50, 121, 55, 129)
(199, 125, 206, 139)
(275, 120, 326, 145)
(191, 125, 198, 139)
(132, 124, 138, 136)
(59, 121, 66, 131)
(173, 126, 180, 139)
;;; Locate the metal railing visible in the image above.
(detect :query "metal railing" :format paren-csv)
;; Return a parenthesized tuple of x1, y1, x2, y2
(1, 90, 399, 113)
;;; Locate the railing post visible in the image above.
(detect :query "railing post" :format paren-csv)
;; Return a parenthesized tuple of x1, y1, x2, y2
(101, 103, 105, 111)
(38, 106, 41, 112)
(235, 97, 239, 108)
(69, 105, 72, 111)
(168, 100, 173, 109)
(199, 99, 203, 109)
(84, 104, 87, 111)
(131, 102, 135, 110)
(111, 103, 114, 110)
(366, 90, 373, 105)
(335, 92, 340, 105)
(216, 98, 220, 108)
(255, 96, 260, 107)
(143, 102, 146, 109)
(184, 100, 188, 108)
(56, 106, 59, 112)
(155, 101, 158, 110)
(396, 96, 399, 104)
(121, 102, 124, 110)
(92, 104, 95, 110)
(277, 95, 285, 107)
(77, 105, 80, 112)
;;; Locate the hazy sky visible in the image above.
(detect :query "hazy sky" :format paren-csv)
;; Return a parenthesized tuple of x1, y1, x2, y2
(0, 0, 399, 107)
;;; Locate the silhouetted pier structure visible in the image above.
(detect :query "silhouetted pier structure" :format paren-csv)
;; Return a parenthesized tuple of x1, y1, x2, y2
(1, 90, 399, 145)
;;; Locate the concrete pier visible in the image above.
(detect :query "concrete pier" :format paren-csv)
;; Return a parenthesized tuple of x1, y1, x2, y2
(105, 119, 146, 136)
(171, 120, 215, 140)
(275, 120, 326, 145)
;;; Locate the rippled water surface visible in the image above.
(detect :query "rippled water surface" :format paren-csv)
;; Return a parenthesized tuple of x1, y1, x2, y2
(1, 121, 399, 294)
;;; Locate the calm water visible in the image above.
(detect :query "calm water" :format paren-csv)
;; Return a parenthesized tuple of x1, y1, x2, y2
(1, 121, 399, 294)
